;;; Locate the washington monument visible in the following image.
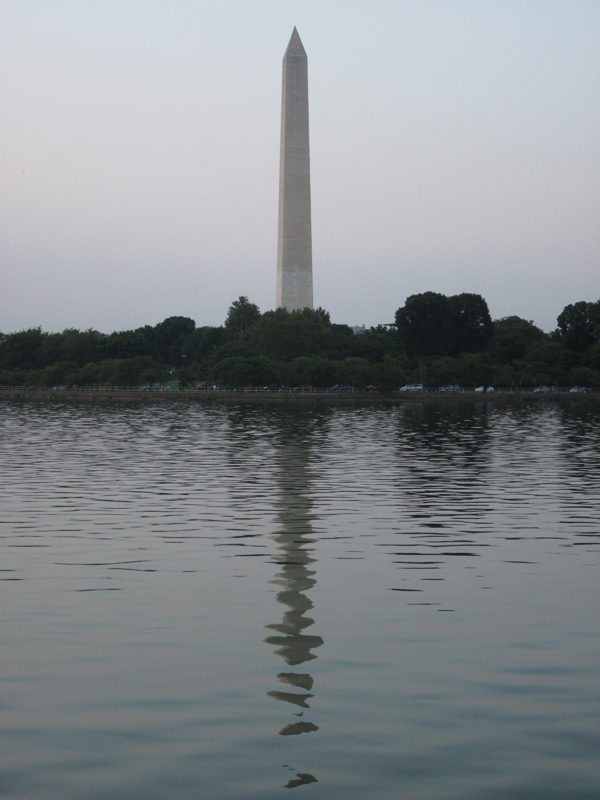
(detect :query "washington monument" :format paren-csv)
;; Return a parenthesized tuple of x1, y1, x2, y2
(276, 28, 313, 311)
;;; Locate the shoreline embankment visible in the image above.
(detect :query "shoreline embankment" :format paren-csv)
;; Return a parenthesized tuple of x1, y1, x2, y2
(0, 388, 598, 406)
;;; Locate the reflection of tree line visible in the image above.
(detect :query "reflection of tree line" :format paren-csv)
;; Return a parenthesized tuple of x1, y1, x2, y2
(264, 424, 323, 788)
(393, 404, 494, 534)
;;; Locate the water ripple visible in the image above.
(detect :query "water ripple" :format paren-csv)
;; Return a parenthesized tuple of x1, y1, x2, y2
(0, 399, 598, 799)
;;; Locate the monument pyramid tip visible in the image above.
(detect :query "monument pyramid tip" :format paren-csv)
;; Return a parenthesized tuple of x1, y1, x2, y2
(285, 27, 306, 57)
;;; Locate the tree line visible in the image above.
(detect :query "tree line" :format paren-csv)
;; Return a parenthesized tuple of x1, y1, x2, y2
(1, 293, 598, 389)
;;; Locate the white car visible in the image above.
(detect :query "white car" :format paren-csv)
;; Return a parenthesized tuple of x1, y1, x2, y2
(475, 386, 494, 393)
(400, 384, 423, 392)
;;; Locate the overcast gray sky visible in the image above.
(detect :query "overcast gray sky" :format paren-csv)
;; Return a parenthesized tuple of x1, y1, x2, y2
(1, 0, 598, 334)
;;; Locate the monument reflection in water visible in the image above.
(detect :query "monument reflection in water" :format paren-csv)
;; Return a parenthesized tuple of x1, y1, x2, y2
(264, 420, 323, 789)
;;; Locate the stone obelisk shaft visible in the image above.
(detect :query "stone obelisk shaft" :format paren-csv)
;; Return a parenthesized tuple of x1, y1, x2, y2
(276, 28, 313, 311)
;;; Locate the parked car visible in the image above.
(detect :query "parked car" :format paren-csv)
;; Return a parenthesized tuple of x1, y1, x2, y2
(330, 384, 355, 391)
(570, 386, 591, 393)
(293, 385, 314, 392)
(400, 384, 423, 392)
(534, 386, 551, 393)
(440, 384, 460, 392)
(475, 386, 494, 393)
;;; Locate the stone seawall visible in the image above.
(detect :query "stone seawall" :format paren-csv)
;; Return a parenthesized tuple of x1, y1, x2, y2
(1, 389, 597, 406)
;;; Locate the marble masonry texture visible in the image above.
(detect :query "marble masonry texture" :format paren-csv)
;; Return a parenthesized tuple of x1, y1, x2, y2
(276, 28, 313, 311)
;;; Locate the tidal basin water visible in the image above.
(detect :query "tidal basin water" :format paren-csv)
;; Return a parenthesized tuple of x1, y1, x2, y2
(0, 399, 598, 799)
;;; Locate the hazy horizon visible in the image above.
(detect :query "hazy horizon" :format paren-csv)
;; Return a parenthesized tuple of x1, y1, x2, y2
(1, 0, 599, 335)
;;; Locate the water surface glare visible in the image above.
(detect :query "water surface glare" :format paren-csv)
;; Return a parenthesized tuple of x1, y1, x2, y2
(1, 400, 599, 799)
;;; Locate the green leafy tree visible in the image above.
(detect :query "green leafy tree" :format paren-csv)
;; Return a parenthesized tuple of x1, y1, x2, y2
(211, 356, 282, 386)
(557, 300, 600, 353)
(175, 365, 203, 388)
(455, 353, 491, 387)
(0, 327, 45, 369)
(290, 356, 336, 386)
(142, 317, 196, 365)
(21, 367, 52, 386)
(489, 363, 518, 388)
(567, 366, 600, 387)
(427, 356, 462, 387)
(583, 342, 600, 372)
(334, 357, 377, 388)
(395, 292, 453, 380)
(90, 356, 167, 386)
(224, 297, 261, 339)
(67, 362, 102, 386)
(190, 326, 227, 366)
(113, 356, 166, 385)
(0, 368, 24, 386)
(105, 331, 149, 360)
(45, 361, 79, 385)
(519, 341, 565, 387)
(489, 317, 545, 365)
(327, 324, 355, 359)
(448, 293, 493, 355)
(374, 354, 406, 391)
(351, 325, 400, 363)
(37, 333, 67, 367)
(249, 308, 332, 362)
(61, 329, 107, 366)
